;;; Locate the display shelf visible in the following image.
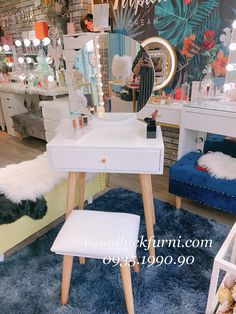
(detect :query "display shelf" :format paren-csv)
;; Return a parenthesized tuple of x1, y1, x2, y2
(206, 223, 236, 313)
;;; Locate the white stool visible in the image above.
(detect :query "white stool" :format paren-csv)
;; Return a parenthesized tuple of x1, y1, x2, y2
(51, 210, 140, 314)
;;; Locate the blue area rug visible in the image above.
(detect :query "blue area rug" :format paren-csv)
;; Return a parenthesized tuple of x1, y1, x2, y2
(0, 188, 230, 314)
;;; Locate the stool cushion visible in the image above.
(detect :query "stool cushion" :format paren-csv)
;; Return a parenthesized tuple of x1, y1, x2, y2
(169, 152, 236, 213)
(51, 210, 140, 261)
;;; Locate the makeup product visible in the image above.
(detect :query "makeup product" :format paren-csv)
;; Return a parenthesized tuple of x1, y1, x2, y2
(79, 116, 84, 128)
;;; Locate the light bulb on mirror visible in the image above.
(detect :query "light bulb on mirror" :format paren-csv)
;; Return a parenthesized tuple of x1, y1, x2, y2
(3, 45, 10, 52)
(33, 38, 40, 47)
(18, 57, 25, 64)
(96, 44, 100, 49)
(233, 20, 236, 29)
(24, 39, 31, 47)
(42, 37, 51, 46)
(229, 43, 236, 51)
(15, 40, 22, 47)
(26, 57, 33, 64)
(48, 75, 55, 83)
(226, 64, 236, 72)
(46, 57, 53, 64)
(224, 83, 235, 91)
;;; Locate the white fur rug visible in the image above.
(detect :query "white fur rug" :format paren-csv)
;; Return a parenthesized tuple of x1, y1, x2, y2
(0, 153, 67, 203)
(0, 153, 95, 204)
(198, 152, 236, 180)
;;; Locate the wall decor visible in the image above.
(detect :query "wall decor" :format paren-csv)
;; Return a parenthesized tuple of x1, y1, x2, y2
(111, 0, 236, 89)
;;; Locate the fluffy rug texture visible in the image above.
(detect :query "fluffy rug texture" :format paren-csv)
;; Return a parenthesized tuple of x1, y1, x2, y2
(198, 152, 236, 180)
(0, 189, 230, 314)
(0, 153, 66, 203)
(0, 193, 47, 225)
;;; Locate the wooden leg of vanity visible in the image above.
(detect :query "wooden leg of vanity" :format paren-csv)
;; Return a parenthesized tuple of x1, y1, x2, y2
(78, 172, 86, 265)
(176, 196, 182, 209)
(140, 174, 155, 259)
(17, 131, 23, 141)
(66, 172, 78, 218)
(78, 172, 86, 209)
(147, 174, 156, 225)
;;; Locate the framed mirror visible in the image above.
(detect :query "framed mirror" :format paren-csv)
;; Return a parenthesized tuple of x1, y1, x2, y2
(142, 37, 177, 91)
(72, 33, 155, 119)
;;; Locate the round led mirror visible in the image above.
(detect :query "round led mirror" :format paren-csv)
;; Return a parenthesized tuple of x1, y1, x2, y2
(73, 33, 155, 119)
(142, 37, 177, 91)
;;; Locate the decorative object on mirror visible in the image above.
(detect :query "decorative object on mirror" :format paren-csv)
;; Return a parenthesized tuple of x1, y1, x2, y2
(35, 48, 54, 87)
(111, 55, 132, 83)
(142, 36, 177, 91)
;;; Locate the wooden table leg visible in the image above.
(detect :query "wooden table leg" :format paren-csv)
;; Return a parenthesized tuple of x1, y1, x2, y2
(147, 174, 156, 225)
(78, 172, 86, 209)
(140, 174, 155, 259)
(66, 172, 78, 218)
(78, 172, 86, 265)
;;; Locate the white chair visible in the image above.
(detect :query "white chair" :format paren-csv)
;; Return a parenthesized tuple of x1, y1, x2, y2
(51, 210, 140, 314)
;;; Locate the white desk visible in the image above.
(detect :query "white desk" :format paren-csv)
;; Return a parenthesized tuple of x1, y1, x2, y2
(178, 103, 236, 159)
(47, 115, 164, 258)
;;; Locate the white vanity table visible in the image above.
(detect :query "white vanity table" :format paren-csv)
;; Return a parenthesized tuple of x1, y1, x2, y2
(47, 114, 164, 258)
(0, 82, 68, 137)
(178, 101, 236, 159)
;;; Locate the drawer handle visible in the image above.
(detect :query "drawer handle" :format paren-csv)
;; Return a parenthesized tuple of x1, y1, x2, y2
(100, 158, 106, 163)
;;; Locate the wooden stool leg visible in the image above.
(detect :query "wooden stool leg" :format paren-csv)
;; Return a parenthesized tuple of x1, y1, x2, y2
(176, 196, 182, 209)
(61, 255, 74, 305)
(133, 256, 140, 273)
(120, 261, 135, 314)
(78, 172, 86, 265)
(140, 174, 155, 259)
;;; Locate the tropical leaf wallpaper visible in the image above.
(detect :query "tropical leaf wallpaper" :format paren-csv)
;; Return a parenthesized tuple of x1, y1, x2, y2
(111, 0, 236, 91)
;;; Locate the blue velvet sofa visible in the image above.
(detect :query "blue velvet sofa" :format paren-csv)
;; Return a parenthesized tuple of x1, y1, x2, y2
(169, 135, 236, 214)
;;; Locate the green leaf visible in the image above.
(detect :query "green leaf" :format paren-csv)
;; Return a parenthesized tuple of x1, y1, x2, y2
(154, 0, 221, 49)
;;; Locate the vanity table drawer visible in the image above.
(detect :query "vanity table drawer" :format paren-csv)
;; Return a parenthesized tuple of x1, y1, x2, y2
(49, 148, 164, 174)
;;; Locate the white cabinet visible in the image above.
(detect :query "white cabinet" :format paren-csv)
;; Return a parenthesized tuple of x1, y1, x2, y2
(0, 93, 27, 137)
(40, 98, 70, 142)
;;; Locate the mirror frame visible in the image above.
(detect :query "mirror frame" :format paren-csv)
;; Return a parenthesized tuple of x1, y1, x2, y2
(141, 36, 177, 91)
